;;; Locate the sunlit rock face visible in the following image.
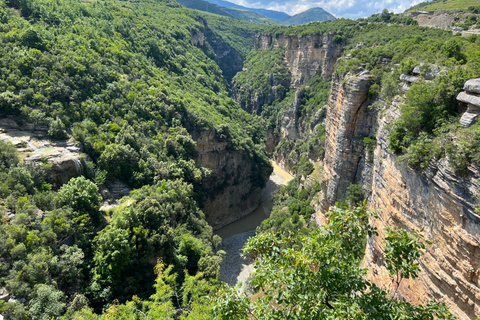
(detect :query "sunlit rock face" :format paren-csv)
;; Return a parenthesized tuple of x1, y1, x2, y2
(317, 74, 480, 319)
(255, 33, 343, 86)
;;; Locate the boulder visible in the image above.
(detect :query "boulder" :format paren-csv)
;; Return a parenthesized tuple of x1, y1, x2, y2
(459, 109, 480, 128)
(457, 91, 480, 108)
(463, 78, 480, 94)
(399, 74, 420, 83)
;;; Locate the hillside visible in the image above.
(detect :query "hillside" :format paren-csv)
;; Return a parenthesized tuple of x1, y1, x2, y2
(175, 0, 234, 17)
(1, 0, 480, 319)
(281, 7, 335, 25)
(221, 7, 281, 24)
(0, 0, 271, 317)
(408, 0, 480, 12)
(205, 0, 290, 20)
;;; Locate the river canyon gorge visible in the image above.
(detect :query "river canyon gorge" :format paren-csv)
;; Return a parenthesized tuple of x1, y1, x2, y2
(2, 6, 480, 318)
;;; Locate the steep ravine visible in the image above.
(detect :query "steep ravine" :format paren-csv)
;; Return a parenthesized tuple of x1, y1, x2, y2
(317, 71, 480, 319)
(192, 130, 271, 230)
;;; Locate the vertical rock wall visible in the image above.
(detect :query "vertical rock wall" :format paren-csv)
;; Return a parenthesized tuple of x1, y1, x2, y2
(255, 33, 343, 86)
(318, 71, 376, 211)
(317, 73, 480, 319)
(193, 130, 271, 230)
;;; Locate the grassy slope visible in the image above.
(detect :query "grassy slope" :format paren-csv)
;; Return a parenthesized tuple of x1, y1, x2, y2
(407, 0, 480, 11)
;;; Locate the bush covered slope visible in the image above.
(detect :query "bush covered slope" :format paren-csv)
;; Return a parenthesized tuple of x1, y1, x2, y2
(0, 0, 270, 317)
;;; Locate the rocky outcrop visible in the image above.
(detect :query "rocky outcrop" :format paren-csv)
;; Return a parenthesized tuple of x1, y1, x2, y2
(192, 130, 271, 230)
(280, 88, 304, 141)
(317, 74, 480, 319)
(255, 33, 343, 86)
(318, 70, 376, 211)
(364, 105, 480, 319)
(0, 119, 83, 189)
(457, 79, 480, 128)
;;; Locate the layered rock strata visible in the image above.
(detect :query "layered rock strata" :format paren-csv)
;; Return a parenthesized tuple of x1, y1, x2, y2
(318, 70, 376, 211)
(0, 119, 83, 189)
(317, 74, 480, 319)
(255, 33, 343, 86)
(193, 130, 271, 230)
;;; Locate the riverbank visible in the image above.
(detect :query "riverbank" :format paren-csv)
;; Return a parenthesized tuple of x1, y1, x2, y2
(217, 161, 293, 287)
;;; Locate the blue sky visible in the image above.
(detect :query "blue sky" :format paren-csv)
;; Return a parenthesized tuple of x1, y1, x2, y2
(229, 0, 426, 19)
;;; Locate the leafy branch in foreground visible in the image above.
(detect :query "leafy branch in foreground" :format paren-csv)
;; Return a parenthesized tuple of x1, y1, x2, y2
(213, 204, 454, 320)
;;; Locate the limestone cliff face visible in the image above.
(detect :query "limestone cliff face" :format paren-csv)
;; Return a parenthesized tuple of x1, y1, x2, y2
(318, 70, 376, 210)
(365, 107, 480, 319)
(317, 74, 480, 319)
(192, 130, 271, 230)
(255, 33, 343, 86)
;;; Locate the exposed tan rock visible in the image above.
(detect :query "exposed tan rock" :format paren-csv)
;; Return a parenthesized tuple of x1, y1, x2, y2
(317, 74, 480, 319)
(365, 104, 480, 320)
(192, 130, 271, 230)
(255, 33, 343, 86)
(0, 121, 83, 189)
(318, 71, 375, 211)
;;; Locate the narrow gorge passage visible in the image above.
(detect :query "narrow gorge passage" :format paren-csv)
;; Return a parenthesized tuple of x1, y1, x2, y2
(217, 161, 293, 286)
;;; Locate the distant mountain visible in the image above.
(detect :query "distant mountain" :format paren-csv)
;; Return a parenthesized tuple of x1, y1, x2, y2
(205, 0, 290, 20)
(222, 7, 281, 24)
(281, 7, 335, 25)
(175, 0, 234, 18)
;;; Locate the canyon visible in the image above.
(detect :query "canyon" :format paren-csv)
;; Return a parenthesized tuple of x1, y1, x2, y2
(244, 32, 480, 318)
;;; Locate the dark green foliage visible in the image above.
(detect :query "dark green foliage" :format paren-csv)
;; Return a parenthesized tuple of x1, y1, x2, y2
(57, 177, 101, 225)
(346, 183, 365, 205)
(258, 177, 320, 236)
(294, 156, 314, 177)
(0, 140, 19, 170)
(176, 0, 234, 18)
(233, 47, 291, 114)
(0, 0, 272, 317)
(89, 179, 223, 305)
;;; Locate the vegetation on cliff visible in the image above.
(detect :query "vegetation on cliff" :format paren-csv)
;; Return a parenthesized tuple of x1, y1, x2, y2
(0, 0, 271, 317)
(214, 204, 455, 320)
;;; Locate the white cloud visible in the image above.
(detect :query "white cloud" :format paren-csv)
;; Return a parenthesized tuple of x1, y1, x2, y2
(225, 0, 423, 18)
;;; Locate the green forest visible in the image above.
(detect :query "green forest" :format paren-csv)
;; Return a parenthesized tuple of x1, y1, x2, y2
(0, 0, 479, 318)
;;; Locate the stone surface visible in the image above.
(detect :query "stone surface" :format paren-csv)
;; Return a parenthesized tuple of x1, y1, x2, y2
(464, 78, 480, 94)
(318, 72, 376, 211)
(280, 88, 304, 140)
(364, 105, 480, 320)
(0, 121, 83, 189)
(192, 130, 271, 230)
(255, 33, 343, 86)
(317, 74, 480, 319)
(457, 91, 480, 108)
(400, 74, 420, 83)
(460, 110, 480, 128)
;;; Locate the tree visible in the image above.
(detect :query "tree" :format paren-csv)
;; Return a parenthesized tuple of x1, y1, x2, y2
(28, 284, 66, 319)
(213, 204, 454, 320)
(57, 176, 101, 225)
